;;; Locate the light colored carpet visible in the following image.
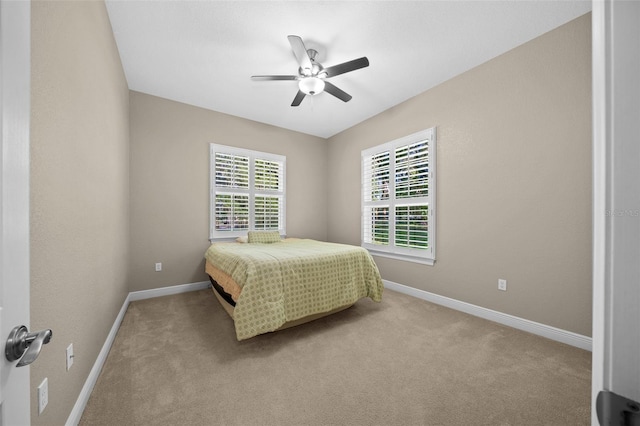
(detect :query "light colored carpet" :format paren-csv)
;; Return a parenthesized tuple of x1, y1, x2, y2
(79, 288, 591, 425)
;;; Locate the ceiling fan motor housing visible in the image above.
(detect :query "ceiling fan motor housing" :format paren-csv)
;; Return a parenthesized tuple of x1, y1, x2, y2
(299, 49, 327, 78)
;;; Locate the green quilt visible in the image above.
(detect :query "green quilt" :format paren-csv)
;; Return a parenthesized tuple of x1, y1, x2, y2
(205, 239, 384, 340)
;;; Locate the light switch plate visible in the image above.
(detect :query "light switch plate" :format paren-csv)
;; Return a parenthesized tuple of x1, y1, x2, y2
(66, 343, 74, 371)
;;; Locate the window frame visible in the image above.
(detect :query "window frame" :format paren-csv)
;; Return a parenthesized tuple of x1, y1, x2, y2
(209, 144, 286, 241)
(361, 128, 436, 265)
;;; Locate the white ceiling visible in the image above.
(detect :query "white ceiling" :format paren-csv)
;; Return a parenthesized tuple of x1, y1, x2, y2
(105, 0, 591, 139)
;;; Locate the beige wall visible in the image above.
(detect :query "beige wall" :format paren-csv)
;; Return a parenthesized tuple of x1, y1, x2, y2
(30, 1, 130, 424)
(128, 92, 328, 291)
(327, 13, 592, 336)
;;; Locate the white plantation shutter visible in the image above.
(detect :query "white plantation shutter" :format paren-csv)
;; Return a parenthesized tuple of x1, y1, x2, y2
(213, 152, 250, 232)
(210, 144, 286, 239)
(363, 206, 389, 245)
(253, 158, 283, 230)
(361, 128, 436, 264)
(363, 151, 390, 203)
(254, 195, 282, 230)
(255, 158, 282, 191)
(395, 204, 429, 249)
(214, 193, 249, 232)
(363, 149, 390, 246)
(214, 153, 249, 188)
(395, 141, 429, 199)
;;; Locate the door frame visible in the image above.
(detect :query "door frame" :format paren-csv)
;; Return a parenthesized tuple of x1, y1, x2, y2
(591, 0, 640, 424)
(0, 0, 31, 424)
(591, 3, 606, 423)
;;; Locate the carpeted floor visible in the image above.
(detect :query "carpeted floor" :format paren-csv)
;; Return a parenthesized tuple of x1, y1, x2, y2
(79, 288, 591, 425)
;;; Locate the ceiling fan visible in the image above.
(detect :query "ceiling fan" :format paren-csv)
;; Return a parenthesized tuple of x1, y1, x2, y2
(251, 35, 369, 107)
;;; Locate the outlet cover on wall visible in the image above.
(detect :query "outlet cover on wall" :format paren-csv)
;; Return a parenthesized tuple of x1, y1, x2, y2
(38, 378, 48, 415)
(498, 279, 507, 291)
(155, 262, 162, 272)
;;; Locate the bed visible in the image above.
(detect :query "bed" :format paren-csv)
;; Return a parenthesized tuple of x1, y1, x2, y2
(204, 233, 384, 340)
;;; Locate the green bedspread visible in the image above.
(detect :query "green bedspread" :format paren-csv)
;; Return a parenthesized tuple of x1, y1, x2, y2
(205, 239, 384, 340)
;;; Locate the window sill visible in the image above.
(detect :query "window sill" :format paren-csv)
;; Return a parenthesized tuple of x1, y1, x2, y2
(365, 249, 435, 266)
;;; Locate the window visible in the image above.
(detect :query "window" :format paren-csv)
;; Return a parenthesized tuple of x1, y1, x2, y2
(210, 144, 285, 240)
(361, 128, 436, 265)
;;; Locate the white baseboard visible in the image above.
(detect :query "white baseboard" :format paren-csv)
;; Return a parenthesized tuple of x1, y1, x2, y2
(128, 280, 210, 302)
(65, 292, 131, 426)
(383, 280, 592, 352)
(65, 281, 210, 426)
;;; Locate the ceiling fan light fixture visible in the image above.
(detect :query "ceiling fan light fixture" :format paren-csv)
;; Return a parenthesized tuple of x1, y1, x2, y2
(298, 77, 325, 95)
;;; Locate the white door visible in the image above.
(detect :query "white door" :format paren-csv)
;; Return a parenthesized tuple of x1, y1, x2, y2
(0, 0, 31, 424)
(592, 0, 640, 424)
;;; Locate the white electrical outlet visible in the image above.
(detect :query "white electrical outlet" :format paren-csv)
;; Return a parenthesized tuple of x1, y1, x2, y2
(38, 378, 48, 415)
(66, 343, 74, 371)
(498, 279, 507, 291)
(155, 262, 162, 272)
